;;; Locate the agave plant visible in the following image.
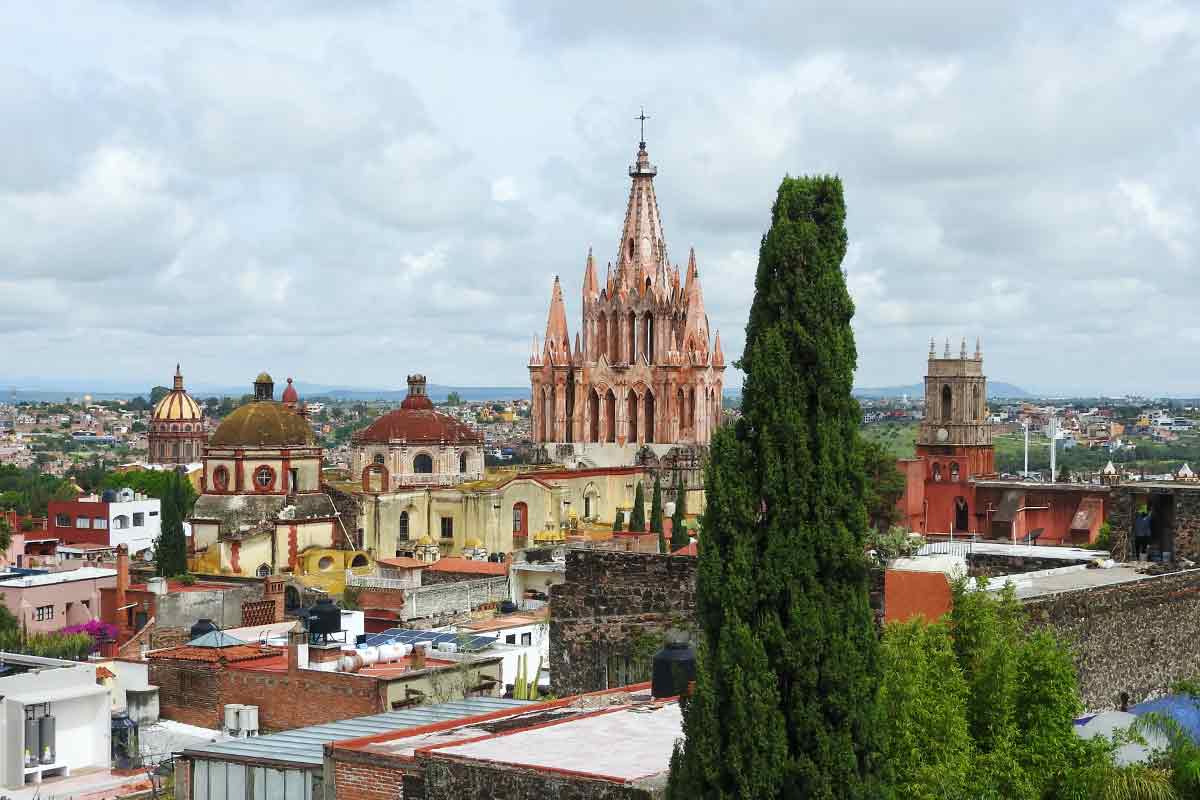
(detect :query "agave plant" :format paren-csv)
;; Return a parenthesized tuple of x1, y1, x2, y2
(1134, 709, 1200, 797)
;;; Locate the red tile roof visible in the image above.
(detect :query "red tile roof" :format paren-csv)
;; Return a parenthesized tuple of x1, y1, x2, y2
(425, 557, 507, 576)
(377, 557, 431, 570)
(148, 644, 277, 663)
(671, 542, 698, 556)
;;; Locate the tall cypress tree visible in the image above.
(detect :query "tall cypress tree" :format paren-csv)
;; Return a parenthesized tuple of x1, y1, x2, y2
(668, 176, 880, 799)
(670, 470, 689, 552)
(612, 509, 625, 533)
(155, 470, 189, 577)
(629, 482, 646, 531)
(649, 474, 665, 552)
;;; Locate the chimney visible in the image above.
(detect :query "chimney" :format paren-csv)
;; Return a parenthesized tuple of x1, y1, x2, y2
(288, 629, 301, 675)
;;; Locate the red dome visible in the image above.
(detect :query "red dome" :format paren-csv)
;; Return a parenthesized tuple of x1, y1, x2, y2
(281, 378, 299, 405)
(354, 407, 482, 445)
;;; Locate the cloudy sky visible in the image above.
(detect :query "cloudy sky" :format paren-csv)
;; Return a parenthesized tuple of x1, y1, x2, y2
(2, 1, 1197, 395)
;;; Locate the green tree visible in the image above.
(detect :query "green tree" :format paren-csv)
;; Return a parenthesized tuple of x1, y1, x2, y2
(877, 620, 973, 799)
(612, 509, 624, 533)
(670, 471, 689, 552)
(650, 474, 664, 532)
(444, 391, 463, 406)
(0, 516, 12, 554)
(668, 176, 880, 798)
(154, 470, 189, 577)
(859, 435, 906, 532)
(149, 386, 171, 407)
(629, 482, 646, 532)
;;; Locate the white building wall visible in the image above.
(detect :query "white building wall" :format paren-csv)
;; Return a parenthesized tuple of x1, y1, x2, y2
(108, 498, 161, 554)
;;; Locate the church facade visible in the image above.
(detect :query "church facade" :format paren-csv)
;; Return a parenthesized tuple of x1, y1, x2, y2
(529, 140, 725, 467)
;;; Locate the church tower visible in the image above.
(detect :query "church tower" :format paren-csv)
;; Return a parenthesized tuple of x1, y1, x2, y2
(916, 337, 994, 479)
(529, 130, 725, 462)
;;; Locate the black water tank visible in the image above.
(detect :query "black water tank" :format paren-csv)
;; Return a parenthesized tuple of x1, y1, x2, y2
(499, 600, 518, 614)
(190, 618, 218, 639)
(651, 633, 696, 699)
(101, 489, 118, 503)
(308, 598, 341, 635)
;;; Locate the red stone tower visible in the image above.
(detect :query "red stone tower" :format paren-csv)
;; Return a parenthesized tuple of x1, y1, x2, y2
(528, 136, 725, 454)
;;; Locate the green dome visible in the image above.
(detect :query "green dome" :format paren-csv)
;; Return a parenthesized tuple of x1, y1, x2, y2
(209, 402, 315, 448)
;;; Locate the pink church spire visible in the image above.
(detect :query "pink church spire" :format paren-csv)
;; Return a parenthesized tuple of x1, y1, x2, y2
(543, 276, 571, 365)
(582, 247, 598, 300)
(713, 330, 724, 366)
(617, 138, 667, 293)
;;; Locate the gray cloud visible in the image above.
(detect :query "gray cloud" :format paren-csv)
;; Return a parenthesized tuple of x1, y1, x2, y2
(0, 0, 1198, 395)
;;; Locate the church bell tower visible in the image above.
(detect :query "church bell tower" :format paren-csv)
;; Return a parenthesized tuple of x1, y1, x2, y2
(916, 337, 994, 478)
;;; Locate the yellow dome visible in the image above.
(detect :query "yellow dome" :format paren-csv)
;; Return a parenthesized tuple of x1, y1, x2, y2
(256, 372, 274, 384)
(209, 402, 315, 448)
(417, 534, 434, 545)
(464, 537, 483, 549)
(153, 390, 202, 422)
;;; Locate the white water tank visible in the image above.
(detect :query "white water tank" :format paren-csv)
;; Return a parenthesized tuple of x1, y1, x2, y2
(238, 705, 259, 736)
(147, 577, 167, 596)
(224, 704, 244, 733)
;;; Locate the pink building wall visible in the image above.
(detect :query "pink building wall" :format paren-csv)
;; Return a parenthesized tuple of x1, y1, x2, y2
(0, 571, 114, 633)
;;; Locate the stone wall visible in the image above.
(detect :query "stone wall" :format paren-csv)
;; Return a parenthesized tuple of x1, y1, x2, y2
(967, 552, 1091, 578)
(423, 758, 656, 800)
(1109, 484, 1200, 562)
(550, 550, 697, 696)
(1027, 568, 1200, 710)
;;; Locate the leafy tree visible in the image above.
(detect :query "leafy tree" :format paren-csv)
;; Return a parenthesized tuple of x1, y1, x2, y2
(0, 516, 11, 553)
(154, 470, 189, 577)
(668, 176, 880, 798)
(149, 386, 171, 407)
(444, 391, 463, 406)
(877, 620, 973, 798)
(102, 469, 197, 516)
(612, 509, 624, 533)
(859, 435, 906, 532)
(127, 396, 151, 412)
(131, 421, 147, 433)
(670, 471, 689, 552)
(629, 482, 646, 532)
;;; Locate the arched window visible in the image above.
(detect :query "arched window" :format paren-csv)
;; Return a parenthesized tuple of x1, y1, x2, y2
(628, 238, 634, 259)
(254, 466, 275, 490)
(941, 385, 953, 422)
(605, 389, 617, 443)
(598, 313, 608, 361)
(373, 453, 385, 465)
(459, 451, 468, 473)
(589, 389, 601, 443)
(932, 463, 942, 482)
(256, 564, 271, 578)
(413, 454, 433, 474)
(213, 466, 230, 492)
(183, 424, 191, 432)
(351, 554, 369, 569)
(399, 511, 410, 541)
(512, 502, 528, 537)
(644, 391, 656, 443)
(950, 462, 960, 482)
(627, 390, 639, 443)
(972, 384, 981, 420)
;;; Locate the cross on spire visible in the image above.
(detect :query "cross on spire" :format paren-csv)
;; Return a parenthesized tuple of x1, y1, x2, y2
(636, 106, 650, 146)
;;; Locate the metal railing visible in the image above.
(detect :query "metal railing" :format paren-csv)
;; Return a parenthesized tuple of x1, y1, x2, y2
(919, 539, 975, 559)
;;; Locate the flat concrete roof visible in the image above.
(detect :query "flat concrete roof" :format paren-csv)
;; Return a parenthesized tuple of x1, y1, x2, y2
(922, 541, 1106, 562)
(429, 701, 681, 783)
(0, 566, 116, 587)
(998, 563, 1159, 600)
(972, 480, 1110, 493)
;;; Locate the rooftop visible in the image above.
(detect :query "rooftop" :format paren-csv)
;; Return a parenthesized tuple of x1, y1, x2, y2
(459, 611, 547, 633)
(0, 566, 116, 588)
(182, 697, 530, 767)
(426, 557, 507, 576)
(998, 563, 1172, 600)
(428, 699, 680, 785)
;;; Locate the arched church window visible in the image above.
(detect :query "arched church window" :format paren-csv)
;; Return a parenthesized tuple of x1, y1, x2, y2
(628, 238, 634, 259)
(373, 453, 385, 465)
(213, 466, 230, 492)
(950, 462, 960, 482)
(413, 453, 433, 474)
(399, 511, 410, 541)
(932, 463, 942, 482)
(459, 452, 468, 473)
(254, 466, 275, 490)
(941, 385, 953, 422)
(256, 564, 271, 578)
(973, 384, 981, 420)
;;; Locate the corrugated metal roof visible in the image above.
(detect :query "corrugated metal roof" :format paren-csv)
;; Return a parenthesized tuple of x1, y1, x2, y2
(182, 697, 531, 767)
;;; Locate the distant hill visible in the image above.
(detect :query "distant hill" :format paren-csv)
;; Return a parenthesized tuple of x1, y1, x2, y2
(852, 382, 1031, 400)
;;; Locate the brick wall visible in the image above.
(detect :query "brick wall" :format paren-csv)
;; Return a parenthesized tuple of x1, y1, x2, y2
(149, 660, 224, 728)
(221, 666, 387, 732)
(1027, 568, 1200, 710)
(423, 757, 655, 799)
(550, 550, 696, 696)
(333, 756, 408, 800)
